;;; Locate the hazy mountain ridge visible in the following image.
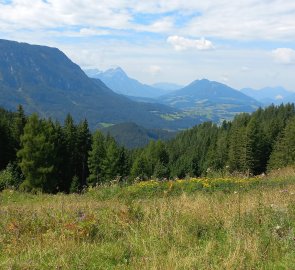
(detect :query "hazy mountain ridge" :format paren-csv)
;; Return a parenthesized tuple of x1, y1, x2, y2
(84, 67, 169, 98)
(241, 86, 295, 105)
(155, 79, 261, 122)
(1, 38, 283, 136)
(86, 66, 262, 123)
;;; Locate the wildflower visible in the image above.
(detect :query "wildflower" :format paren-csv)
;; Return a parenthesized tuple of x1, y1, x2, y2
(203, 182, 211, 188)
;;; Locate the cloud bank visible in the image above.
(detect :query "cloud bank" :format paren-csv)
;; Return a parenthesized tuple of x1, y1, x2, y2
(0, 0, 295, 40)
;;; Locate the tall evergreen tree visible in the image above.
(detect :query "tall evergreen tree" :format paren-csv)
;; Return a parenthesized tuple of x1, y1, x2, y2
(17, 114, 57, 192)
(268, 117, 295, 170)
(0, 118, 10, 170)
(63, 114, 77, 191)
(228, 114, 250, 173)
(76, 119, 91, 187)
(130, 153, 149, 180)
(103, 136, 122, 181)
(88, 130, 106, 185)
(12, 105, 26, 149)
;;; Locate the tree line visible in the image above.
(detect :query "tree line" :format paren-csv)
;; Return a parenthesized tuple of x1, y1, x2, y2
(1, 103, 295, 193)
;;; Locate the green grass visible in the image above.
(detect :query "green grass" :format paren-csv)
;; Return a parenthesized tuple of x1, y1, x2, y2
(1, 171, 295, 269)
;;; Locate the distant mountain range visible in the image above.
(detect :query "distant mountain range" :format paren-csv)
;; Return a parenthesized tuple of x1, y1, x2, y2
(86, 67, 261, 122)
(155, 79, 261, 122)
(2, 38, 293, 147)
(241, 87, 295, 105)
(84, 67, 169, 98)
(0, 39, 200, 130)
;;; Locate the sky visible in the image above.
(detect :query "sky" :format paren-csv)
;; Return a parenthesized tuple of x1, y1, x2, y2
(0, 0, 295, 90)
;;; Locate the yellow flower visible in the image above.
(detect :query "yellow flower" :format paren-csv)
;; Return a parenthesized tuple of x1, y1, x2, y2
(203, 182, 211, 188)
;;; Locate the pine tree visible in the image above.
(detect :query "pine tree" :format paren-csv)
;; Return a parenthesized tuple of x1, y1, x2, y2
(0, 118, 10, 170)
(245, 116, 269, 174)
(268, 117, 295, 170)
(76, 119, 91, 187)
(12, 105, 26, 148)
(130, 154, 149, 180)
(88, 130, 106, 185)
(70, 175, 80, 193)
(116, 146, 130, 181)
(153, 160, 169, 179)
(0, 109, 16, 170)
(228, 114, 250, 173)
(103, 136, 121, 182)
(63, 114, 77, 191)
(17, 114, 57, 192)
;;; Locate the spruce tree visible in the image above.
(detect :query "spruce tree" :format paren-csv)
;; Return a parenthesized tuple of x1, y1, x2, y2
(88, 130, 106, 185)
(103, 136, 121, 182)
(63, 114, 77, 191)
(76, 119, 91, 187)
(17, 114, 57, 192)
(130, 154, 149, 180)
(12, 105, 26, 148)
(268, 117, 295, 170)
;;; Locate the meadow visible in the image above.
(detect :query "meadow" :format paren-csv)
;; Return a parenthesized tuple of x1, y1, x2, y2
(0, 169, 295, 269)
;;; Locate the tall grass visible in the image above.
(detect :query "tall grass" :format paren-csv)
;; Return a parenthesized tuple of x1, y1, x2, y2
(0, 173, 295, 269)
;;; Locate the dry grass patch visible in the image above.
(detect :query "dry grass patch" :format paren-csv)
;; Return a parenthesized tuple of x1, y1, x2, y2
(0, 178, 295, 269)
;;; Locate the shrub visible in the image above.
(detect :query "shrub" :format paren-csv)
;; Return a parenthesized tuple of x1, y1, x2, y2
(0, 163, 21, 190)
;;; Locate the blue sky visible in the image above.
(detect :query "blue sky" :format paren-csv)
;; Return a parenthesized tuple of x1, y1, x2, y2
(0, 0, 295, 90)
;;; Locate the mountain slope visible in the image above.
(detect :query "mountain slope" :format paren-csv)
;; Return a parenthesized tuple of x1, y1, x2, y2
(84, 67, 168, 98)
(157, 79, 261, 122)
(102, 122, 177, 148)
(0, 39, 200, 130)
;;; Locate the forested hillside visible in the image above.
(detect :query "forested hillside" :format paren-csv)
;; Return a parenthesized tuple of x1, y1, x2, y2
(101, 122, 177, 148)
(0, 39, 200, 130)
(1, 104, 295, 193)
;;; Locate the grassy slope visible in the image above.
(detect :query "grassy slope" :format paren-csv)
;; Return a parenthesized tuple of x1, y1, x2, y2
(0, 171, 295, 269)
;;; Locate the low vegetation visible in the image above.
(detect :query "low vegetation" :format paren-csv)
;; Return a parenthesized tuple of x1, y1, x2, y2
(1, 170, 295, 269)
(1, 104, 295, 268)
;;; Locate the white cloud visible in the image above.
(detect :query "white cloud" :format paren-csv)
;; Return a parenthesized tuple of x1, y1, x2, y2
(272, 48, 295, 64)
(134, 17, 174, 33)
(1, 0, 295, 90)
(167, 35, 214, 51)
(180, 0, 295, 41)
(1, 0, 295, 40)
(61, 28, 110, 37)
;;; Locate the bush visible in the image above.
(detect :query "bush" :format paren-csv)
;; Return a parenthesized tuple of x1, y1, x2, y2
(70, 175, 80, 193)
(0, 163, 21, 191)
